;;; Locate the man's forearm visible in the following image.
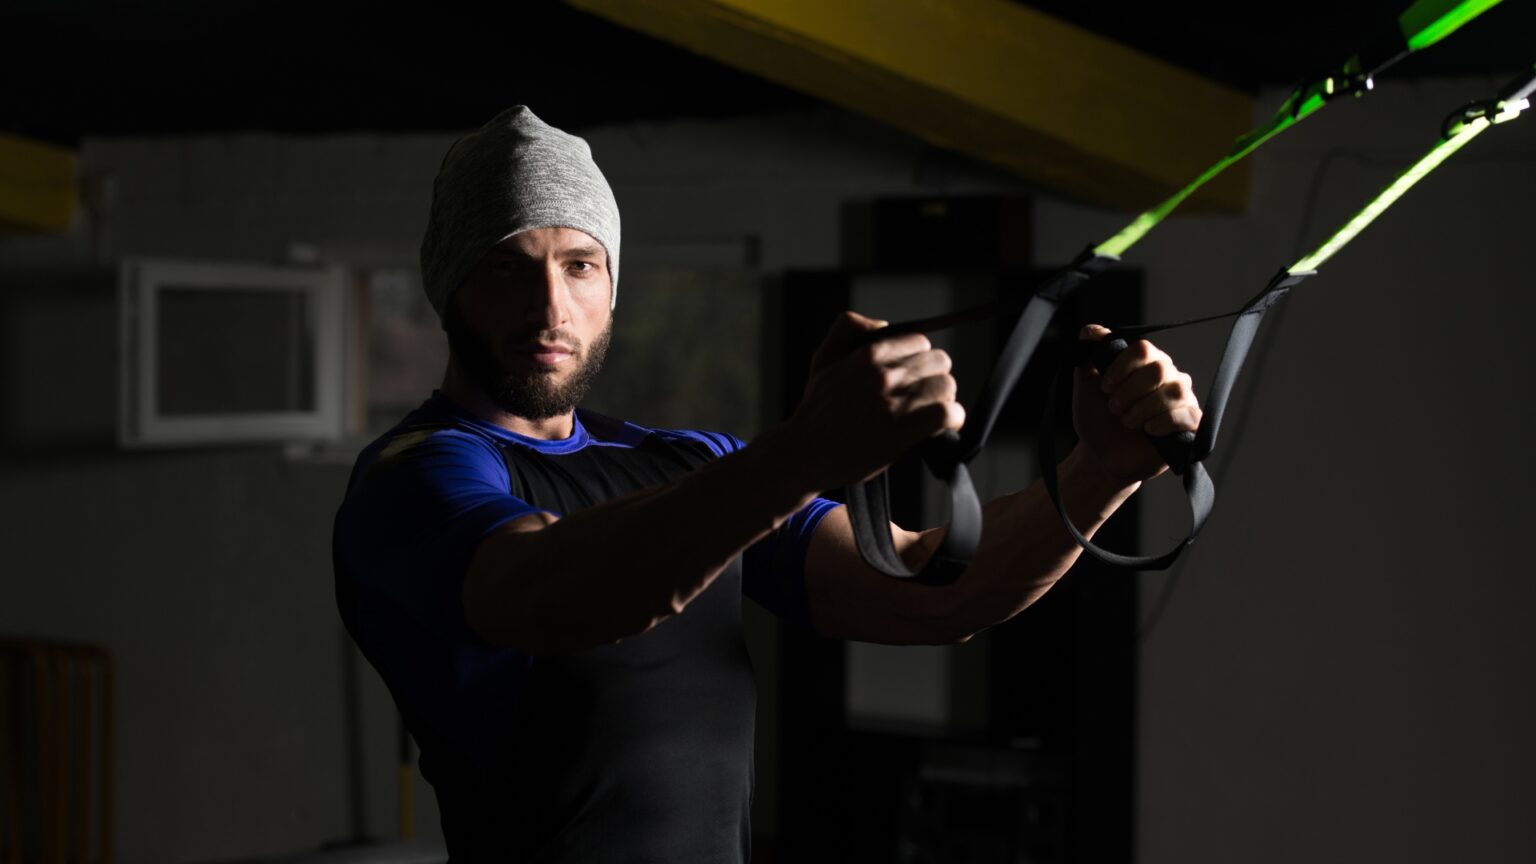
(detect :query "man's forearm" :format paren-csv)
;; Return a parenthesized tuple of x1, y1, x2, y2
(807, 442, 1138, 646)
(463, 424, 818, 654)
(935, 442, 1138, 638)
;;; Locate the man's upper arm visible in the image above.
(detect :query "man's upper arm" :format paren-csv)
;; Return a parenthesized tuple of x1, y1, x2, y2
(334, 428, 544, 644)
(741, 496, 843, 629)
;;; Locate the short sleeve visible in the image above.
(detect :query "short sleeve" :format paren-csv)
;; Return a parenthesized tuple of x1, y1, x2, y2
(655, 428, 746, 459)
(742, 497, 842, 630)
(334, 427, 542, 644)
(685, 430, 843, 629)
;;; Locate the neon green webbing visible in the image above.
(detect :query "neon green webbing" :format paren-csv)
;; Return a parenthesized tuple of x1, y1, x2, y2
(1289, 118, 1492, 273)
(1402, 0, 1502, 52)
(1093, 0, 1502, 261)
(1094, 90, 1325, 259)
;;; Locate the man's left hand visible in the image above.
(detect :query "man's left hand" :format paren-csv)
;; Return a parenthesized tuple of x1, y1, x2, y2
(1072, 324, 1203, 488)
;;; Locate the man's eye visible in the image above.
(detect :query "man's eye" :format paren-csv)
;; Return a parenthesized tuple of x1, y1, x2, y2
(569, 261, 594, 273)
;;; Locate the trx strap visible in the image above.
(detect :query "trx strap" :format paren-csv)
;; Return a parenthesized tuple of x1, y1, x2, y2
(844, 1, 1510, 583)
(1036, 63, 1533, 569)
(1034, 271, 1309, 570)
(845, 250, 1118, 579)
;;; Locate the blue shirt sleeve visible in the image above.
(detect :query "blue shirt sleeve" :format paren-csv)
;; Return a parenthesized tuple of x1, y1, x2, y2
(743, 496, 842, 630)
(690, 432, 843, 630)
(334, 426, 542, 644)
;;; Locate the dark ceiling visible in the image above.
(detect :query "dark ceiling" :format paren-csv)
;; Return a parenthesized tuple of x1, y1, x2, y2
(2, 0, 1531, 146)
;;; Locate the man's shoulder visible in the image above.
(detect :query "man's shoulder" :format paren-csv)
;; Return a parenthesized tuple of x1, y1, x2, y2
(578, 408, 745, 459)
(654, 427, 745, 459)
(350, 399, 750, 482)
(348, 397, 510, 493)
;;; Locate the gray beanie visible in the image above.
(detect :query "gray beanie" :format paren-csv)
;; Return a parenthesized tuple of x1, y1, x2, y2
(420, 106, 621, 322)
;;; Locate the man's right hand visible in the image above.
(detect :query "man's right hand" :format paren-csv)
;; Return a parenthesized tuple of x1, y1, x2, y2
(781, 311, 964, 491)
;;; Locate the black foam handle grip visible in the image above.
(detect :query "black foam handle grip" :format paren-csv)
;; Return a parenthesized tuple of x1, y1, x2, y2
(1077, 336, 1195, 476)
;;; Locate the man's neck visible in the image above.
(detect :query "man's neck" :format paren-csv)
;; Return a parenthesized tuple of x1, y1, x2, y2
(440, 367, 577, 441)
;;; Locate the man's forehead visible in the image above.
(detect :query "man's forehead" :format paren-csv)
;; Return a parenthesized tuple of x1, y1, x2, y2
(493, 227, 604, 257)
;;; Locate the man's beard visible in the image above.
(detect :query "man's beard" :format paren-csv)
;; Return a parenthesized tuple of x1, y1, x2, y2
(444, 303, 612, 421)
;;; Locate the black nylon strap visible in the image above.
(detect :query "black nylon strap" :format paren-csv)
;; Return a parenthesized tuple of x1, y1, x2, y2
(843, 247, 1119, 583)
(1036, 268, 1311, 570)
(844, 433, 985, 585)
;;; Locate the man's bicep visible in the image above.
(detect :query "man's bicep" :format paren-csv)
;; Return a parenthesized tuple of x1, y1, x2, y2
(461, 510, 560, 646)
(741, 497, 842, 629)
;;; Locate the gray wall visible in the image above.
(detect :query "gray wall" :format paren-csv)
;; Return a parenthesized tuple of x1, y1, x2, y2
(1, 77, 1531, 862)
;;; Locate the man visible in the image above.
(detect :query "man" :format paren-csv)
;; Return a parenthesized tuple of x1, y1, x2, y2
(333, 106, 1201, 862)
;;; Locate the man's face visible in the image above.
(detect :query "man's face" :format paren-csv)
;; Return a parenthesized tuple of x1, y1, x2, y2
(445, 227, 614, 420)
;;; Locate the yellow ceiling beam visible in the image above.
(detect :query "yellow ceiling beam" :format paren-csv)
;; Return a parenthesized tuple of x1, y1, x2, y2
(0, 133, 76, 233)
(566, 0, 1254, 212)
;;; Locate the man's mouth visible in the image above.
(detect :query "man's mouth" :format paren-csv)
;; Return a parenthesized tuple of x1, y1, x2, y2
(514, 343, 576, 366)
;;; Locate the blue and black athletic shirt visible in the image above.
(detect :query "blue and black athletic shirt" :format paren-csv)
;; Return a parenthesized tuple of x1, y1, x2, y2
(333, 392, 839, 862)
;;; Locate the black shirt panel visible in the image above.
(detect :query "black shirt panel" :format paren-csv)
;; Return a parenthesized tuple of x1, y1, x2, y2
(439, 415, 756, 863)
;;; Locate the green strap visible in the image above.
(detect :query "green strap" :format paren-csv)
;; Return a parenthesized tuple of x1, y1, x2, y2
(1402, 0, 1503, 50)
(1290, 121, 1491, 273)
(1094, 96, 1317, 258)
(1094, 0, 1503, 261)
(1292, 79, 1531, 273)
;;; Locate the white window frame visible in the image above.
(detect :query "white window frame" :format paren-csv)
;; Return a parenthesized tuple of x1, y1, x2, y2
(118, 258, 347, 447)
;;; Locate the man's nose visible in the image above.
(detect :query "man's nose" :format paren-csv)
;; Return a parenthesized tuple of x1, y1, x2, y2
(524, 265, 569, 329)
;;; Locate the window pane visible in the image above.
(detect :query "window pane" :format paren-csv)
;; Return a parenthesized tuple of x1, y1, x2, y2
(156, 287, 315, 415)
